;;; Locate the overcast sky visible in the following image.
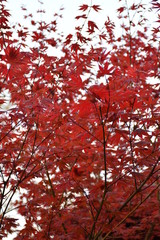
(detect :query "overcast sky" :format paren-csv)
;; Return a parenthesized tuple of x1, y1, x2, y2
(6, 0, 123, 39)
(6, 0, 155, 51)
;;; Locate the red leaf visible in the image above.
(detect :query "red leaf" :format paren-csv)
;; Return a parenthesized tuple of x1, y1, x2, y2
(99, 34, 107, 40)
(32, 31, 44, 41)
(117, 7, 126, 14)
(92, 5, 102, 12)
(97, 62, 114, 78)
(87, 20, 98, 34)
(75, 14, 87, 20)
(151, 0, 160, 11)
(4, 45, 20, 64)
(0, 99, 6, 104)
(46, 38, 57, 47)
(71, 43, 80, 53)
(64, 34, 73, 45)
(79, 4, 88, 12)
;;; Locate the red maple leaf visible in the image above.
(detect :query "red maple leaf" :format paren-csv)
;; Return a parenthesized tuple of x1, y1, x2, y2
(92, 5, 102, 12)
(117, 7, 126, 14)
(75, 14, 87, 20)
(79, 4, 88, 12)
(151, 0, 160, 11)
(87, 20, 98, 34)
(4, 45, 20, 64)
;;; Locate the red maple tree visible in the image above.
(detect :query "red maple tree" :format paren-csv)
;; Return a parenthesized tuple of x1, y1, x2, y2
(0, 0, 160, 239)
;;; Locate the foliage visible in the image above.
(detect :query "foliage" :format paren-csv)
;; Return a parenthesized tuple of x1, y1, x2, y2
(0, 0, 160, 239)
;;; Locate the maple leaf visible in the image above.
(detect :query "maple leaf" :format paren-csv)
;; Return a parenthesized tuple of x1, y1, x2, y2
(75, 14, 87, 20)
(46, 38, 57, 47)
(4, 45, 20, 64)
(130, 3, 138, 11)
(97, 62, 114, 78)
(79, 4, 88, 12)
(71, 43, 81, 53)
(92, 5, 102, 12)
(99, 34, 107, 41)
(151, 0, 160, 11)
(17, 29, 28, 38)
(31, 20, 36, 25)
(71, 165, 84, 178)
(105, 17, 115, 32)
(21, 6, 27, 11)
(117, 7, 126, 14)
(76, 32, 88, 43)
(32, 31, 44, 41)
(64, 34, 73, 45)
(87, 20, 98, 34)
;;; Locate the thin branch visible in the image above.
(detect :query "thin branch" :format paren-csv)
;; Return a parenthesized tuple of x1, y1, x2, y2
(103, 183, 160, 239)
(69, 117, 103, 144)
(44, 160, 55, 198)
(98, 157, 160, 236)
(88, 106, 108, 239)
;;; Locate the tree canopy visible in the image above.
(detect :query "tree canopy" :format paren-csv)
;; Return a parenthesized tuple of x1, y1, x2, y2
(0, 0, 160, 239)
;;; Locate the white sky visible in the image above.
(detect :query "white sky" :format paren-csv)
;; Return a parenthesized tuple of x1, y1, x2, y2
(9, 0, 146, 45)
(7, 0, 119, 31)
(6, 0, 156, 52)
